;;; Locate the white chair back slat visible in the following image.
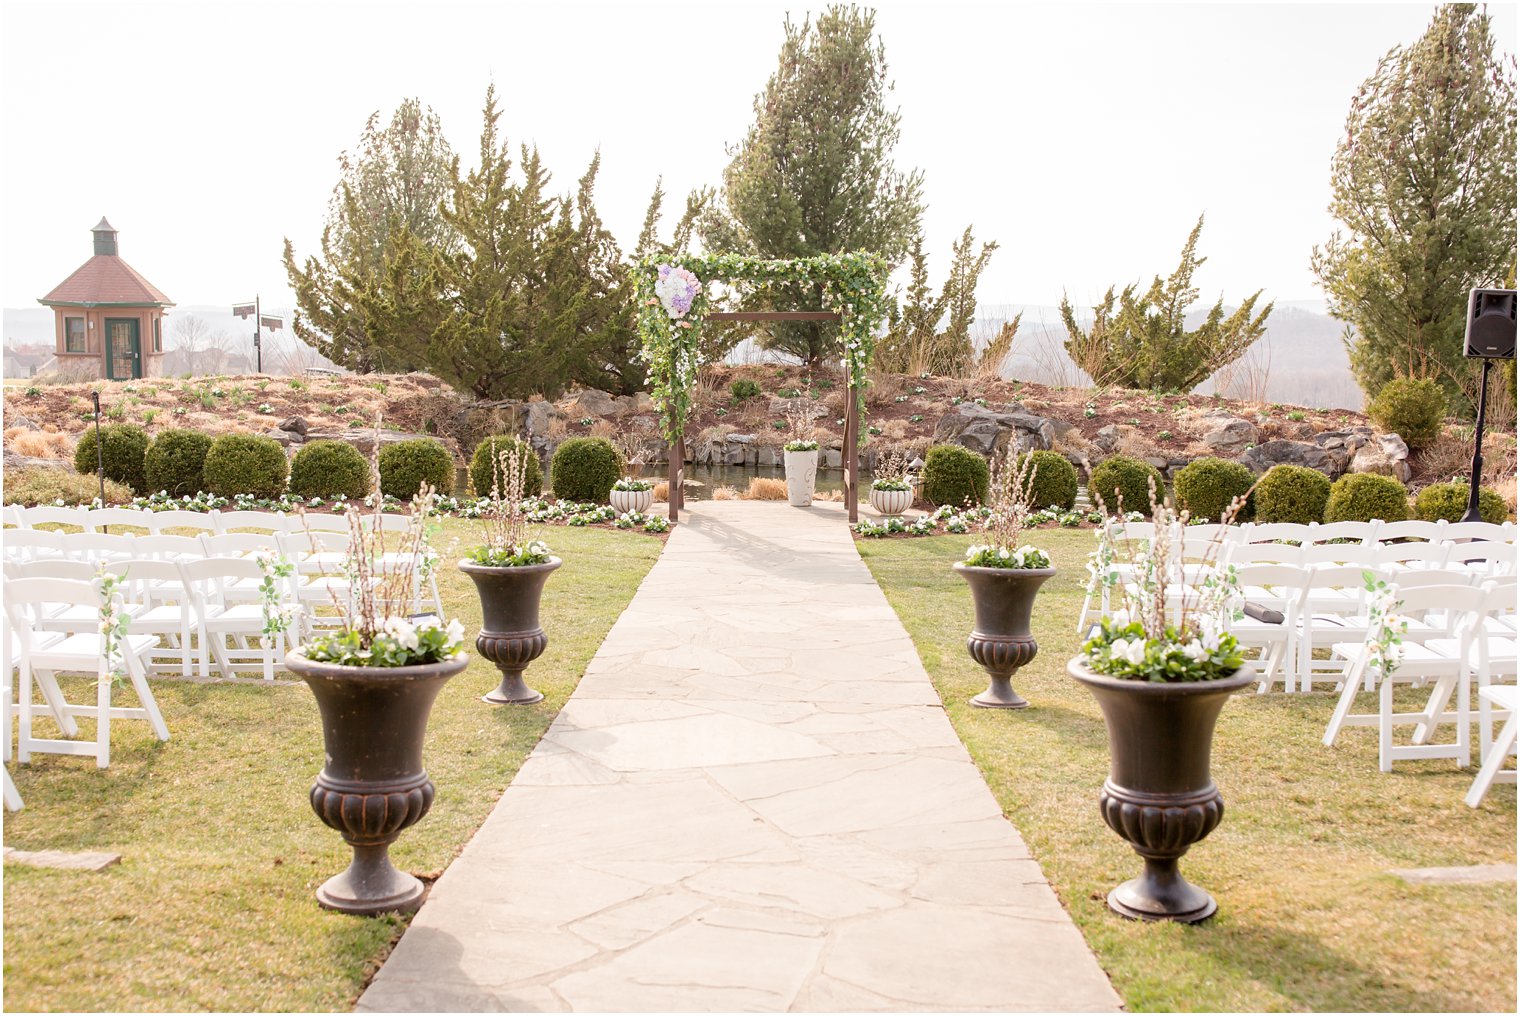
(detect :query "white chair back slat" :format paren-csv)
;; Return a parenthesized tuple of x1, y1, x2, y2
(200, 533, 279, 558)
(143, 510, 218, 536)
(1446, 541, 1518, 576)
(1, 529, 66, 561)
(1237, 522, 1311, 545)
(84, 508, 154, 533)
(69, 532, 137, 563)
(1375, 542, 1454, 569)
(1443, 520, 1516, 543)
(294, 513, 352, 534)
(213, 510, 285, 534)
(20, 505, 88, 530)
(131, 535, 203, 561)
(1376, 519, 1448, 543)
(1227, 543, 1304, 567)
(1306, 520, 1378, 545)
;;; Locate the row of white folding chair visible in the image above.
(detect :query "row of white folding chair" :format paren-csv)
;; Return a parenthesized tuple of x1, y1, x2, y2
(1235, 519, 1515, 546)
(12, 503, 422, 535)
(3, 578, 170, 768)
(9, 556, 298, 682)
(1323, 582, 1516, 772)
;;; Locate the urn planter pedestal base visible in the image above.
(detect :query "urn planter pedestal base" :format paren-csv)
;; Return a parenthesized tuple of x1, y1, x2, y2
(316, 843, 426, 915)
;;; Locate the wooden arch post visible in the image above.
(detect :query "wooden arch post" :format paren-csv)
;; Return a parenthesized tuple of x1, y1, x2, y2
(668, 310, 856, 524)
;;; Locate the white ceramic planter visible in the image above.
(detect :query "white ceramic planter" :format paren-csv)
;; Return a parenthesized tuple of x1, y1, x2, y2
(869, 486, 914, 517)
(784, 449, 819, 507)
(610, 487, 654, 514)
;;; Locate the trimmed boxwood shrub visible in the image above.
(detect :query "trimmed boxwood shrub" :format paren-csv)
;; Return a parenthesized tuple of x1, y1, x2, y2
(74, 423, 149, 493)
(1174, 456, 1256, 523)
(470, 435, 542, 498)
(550, 437, 625, 504)
(1088, 454, 1164, 517)
(921, 444, 990, 508)
(730, 378, 762, 400)
(1367, 377, 1445, 449)
(144, 428, 213, 497)
(1014, 450, 1079, 511)
(1324, 472, 1409, 523)
(1413, 481, 1508, 524)
(202, 433, 289, 498)
(289, 440, 371, 500)
(1254, 464, 1331, 525)
(379, 438, 454, 500)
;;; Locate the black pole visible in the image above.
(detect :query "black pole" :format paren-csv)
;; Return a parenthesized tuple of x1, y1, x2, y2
(91, 390, 106, 513)
(1461, 357, 1492, 524)
(254, 294, 262, 374)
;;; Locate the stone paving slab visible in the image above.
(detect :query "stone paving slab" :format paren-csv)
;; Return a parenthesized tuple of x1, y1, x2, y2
(2, 847, 121, 872)
(360, 501, 1119, 1013)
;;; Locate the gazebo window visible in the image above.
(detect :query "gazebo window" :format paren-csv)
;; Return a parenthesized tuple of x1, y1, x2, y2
(153, 317, 162, 352)
(64, 316, 86, 353)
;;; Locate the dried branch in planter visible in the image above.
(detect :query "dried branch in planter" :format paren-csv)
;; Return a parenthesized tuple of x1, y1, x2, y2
(983, 449, 1040, 551)
(465, 443, 552, 568)
(874, 446, 913, 484)
(784, 403, 819, 447)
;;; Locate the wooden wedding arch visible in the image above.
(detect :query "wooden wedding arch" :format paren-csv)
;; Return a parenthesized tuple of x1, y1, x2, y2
(632, 253, 891, 526)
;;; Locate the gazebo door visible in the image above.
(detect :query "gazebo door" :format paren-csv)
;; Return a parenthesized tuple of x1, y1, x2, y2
(104, 318, 142, 380)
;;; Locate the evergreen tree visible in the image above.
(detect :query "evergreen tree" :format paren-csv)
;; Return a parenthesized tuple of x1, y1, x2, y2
(876, 227, 1008, 377)
(1311, 4, 1516, 414)
(702, 4, 925, 367)
(1060, 216, 1272, 392)
(282, 99, 454, 372)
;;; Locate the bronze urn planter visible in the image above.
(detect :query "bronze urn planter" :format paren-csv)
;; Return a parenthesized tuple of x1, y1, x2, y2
(286, 650, 469, 915)
(1067, 656, 1254, 923)
(953, 563, 1056, 709)
(459, 557, 560, 705)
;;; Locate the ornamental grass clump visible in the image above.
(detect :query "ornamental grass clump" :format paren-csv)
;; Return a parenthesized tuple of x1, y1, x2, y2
(466, 442, 552, 568)
(963, 452, 1051, 569)
(1082, 479, 1247, 682)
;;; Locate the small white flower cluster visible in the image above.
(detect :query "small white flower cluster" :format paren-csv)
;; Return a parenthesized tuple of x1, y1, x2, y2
(382, 615, 465, 652)
(963, 543, 1050, 569)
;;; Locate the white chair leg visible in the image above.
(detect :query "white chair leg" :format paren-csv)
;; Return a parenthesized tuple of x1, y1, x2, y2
(1379, 679, 1395, 774)
(1466, 711, 1518, 807)
(125, 651, 169, 742)
(94, 666, 111, 770)
(3, 766, 21, 811)
(31, 670, 79, 737)
(1324, 665, 1364, 747)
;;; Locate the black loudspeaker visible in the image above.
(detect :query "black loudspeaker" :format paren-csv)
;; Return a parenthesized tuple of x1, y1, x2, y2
(1464, 288, 1517, 359)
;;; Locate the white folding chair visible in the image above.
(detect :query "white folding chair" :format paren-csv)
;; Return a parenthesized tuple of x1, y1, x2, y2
(4, 577, 168, 768)
(1418, 583, 1519, 763)
(12, 558, 149, 635)
(1305, 520, 1379, 545)
(2, 529, 65, 562)
(180, 558, 297, 681)
(83, 507, 154, 533)
(1375, 519, 1447, 543)
(1300, 543, 1370, 569)
(114, 559, 200, 678)
(68, 532, 137, 564)
(20, 505, 87, 530)
(1444, 540, 1518, 578)
(1376, 541, 1454, 572)
(1231, 564, 1310, 693)
(213, 510, 285, 534)
(3, 505, 26, 530)
(143, 510, 218, 536)
(1323, 584, 1489, 771)
(1298, 566, 1383, 691)
(1466, 685, 1517, 807)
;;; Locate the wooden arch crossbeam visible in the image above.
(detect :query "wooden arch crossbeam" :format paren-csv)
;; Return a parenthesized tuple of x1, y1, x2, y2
(667, 310, 863, 524)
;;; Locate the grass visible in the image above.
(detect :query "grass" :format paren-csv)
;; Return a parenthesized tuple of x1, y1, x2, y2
(2, 520, 661, 1012)
(858, 529, 1517, 1013)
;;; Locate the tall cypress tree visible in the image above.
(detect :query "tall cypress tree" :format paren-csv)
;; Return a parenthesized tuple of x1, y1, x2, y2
(1311, 4, 1516, 414)
(703, 4, 925, 367)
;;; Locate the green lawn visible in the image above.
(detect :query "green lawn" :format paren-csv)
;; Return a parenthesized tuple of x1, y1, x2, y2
(859, 529, 1517, 1013)
(2, 521, 662, 1012)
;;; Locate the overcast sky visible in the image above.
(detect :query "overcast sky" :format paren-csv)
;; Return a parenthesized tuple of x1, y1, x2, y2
(2, 1, 1515, 315)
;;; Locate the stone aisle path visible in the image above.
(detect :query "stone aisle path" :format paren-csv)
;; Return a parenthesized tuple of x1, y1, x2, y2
(360, 502, 1118, 1013)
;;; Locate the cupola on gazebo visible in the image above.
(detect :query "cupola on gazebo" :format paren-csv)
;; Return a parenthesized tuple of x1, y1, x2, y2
(38, 217, 173, 380)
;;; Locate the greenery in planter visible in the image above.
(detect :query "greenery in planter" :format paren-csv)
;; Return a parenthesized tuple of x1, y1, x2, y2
(202, 433, 290, 499)
(1367, 377, 1446, 449)
(921, 444, 990, 507)
(73, 423, 150, 493)
(1253, 464, 1332, 524)
(612, 477, 653, 492)
(289, 440, 372, 500)
(1324, 472, 1410, 523)
(466, 442, 553, 567)
(1015, 449, 1079, 511)
(1082, 491, 1246, 682)
(470, 435, 541, 498)
(1088, 454, 1164, 517)
(783, 439, 819, 452)
(550, 437, 624, 504)
(1174, 456, 1256, 523)
(1413, 481, 1508, 524)
(379, 438, 454, 500)
(143, 428, 212, 497)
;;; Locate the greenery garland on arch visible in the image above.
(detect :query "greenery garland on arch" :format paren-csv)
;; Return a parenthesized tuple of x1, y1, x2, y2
(632, 251, 891, 442)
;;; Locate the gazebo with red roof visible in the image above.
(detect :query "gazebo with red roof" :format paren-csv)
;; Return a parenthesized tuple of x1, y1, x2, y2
(38, 218, 173, 380)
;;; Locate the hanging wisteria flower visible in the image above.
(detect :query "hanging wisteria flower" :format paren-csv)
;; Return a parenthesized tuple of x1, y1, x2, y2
(654, 264, 701, 320)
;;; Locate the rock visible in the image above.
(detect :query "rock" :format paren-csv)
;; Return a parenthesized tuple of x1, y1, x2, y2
(1313, 427, 1373, 452)
(1238, 439, 1348, 479)
(823, 448, 843, 469)
(565, 388, 621, 418)
(727, 433, 755, 445)
(523, 400, 561, 437)
(768, 396, 829, 422)
(1349, 432, 1411, 482)
(1198, 412, 1258, 457)
(1093, 425, 1122, 455)
(305, 428, 432, 458)
(931, 404, 1054, 457)
(263, 429, 295, 447)
(757, 445, 784, 468)
(630, 392, 655, 414)
(5, 412, 39, 431)
(3, 449, 68, 470)
(277, 416, 309, 436)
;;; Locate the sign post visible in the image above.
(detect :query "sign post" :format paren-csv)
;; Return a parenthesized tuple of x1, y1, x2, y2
(233, 297, 284, 375)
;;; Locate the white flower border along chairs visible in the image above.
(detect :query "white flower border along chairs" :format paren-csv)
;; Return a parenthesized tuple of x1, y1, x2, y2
(3, 576, 169, 769)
